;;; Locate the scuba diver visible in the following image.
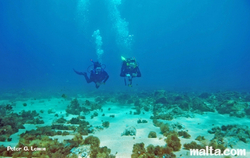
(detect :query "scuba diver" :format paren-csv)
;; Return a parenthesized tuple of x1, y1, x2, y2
(120, 56, 141, 87)
(73, 60, 109, 89)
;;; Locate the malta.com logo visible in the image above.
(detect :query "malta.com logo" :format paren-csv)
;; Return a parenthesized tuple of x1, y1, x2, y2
(190, 146, 246, 156)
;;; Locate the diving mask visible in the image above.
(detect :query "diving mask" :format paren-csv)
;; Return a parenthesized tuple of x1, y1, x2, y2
(95, 67, 102, 74)
(128, 62, 136, 68)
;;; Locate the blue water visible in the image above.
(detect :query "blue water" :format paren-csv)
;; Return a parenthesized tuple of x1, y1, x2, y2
(1, 0, 250, 95)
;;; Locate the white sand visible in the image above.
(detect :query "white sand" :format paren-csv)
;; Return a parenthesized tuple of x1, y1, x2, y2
(0, 98, 249, 158)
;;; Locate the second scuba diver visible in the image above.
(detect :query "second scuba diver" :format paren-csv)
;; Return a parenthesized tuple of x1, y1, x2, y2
(74, 60, 109, 89)
(120, 56, 141, 87)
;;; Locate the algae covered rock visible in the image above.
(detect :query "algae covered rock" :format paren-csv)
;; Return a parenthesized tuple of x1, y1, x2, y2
(148, 131, 157, 138)
(131, 142, 146, 158)
(208, 124, 250, 145)
(131, 142, 176, 158)
(55, 117, 67, 123)
(183, 141, 204, 150)
(66, 98, 82, 115)
(216, 100, 248, 116)
(154, 90, 167, 98)
(195, 136, 206, 141)
(165, 134, 181, 151)
(83, 135, 100, 148)
(70, 145, 91, 158)
(229, 111, 246, 118)
(199, 92, 211, 99)
(191, 98, 214, 112)
(155, 97, 168, 104)
(83, 136, 114, 158)
(178, 130, 191, 139)
(117, 93, 131, 104)
(0, 110, 44, 141)
(121, 126, 136, 136)
(102, 121, 110, 128)
(137, 119, 148, 123)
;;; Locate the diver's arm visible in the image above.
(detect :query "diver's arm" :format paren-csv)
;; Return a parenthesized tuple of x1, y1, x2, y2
(95, 82, 101, 89)
(136, 67, 141, 77)
(120, 63, 126, 77)
(102, 71, 109, 83)
(84, 75, 92, 83)
(86, 71, 94, 83)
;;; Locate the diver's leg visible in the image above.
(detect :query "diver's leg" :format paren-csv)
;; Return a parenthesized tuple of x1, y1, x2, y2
(83, 74, 92, 83)
(73, 69, 91, 83)
(124, 78, 126, 86)
(128, 78, 132, 87)
(95, 83, 100, 89)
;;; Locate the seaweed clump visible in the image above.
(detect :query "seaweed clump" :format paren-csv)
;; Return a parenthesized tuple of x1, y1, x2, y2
(0, 103, 14, 116)
(121, 126, 136, 136)
(66, 98, 100, 115)
(216, 99, 248, 118)
(195, 136, 206, 141)
(83, 136, 115, 158)
(0, 132, 114, 158)
(184, 137, 227, 153)
(66, 98, 82, 115)
(191, 98, 215, 113)
(148, 131, 157, 138)
(199, 92, 211, 99)
(151, 113, 173, 121)
(55, 117, 67, 123)
(208, 124, 250, 144)
(0, 113, 25, 141)
(19, 110, 39, 120)
(52, 117, 90, 135)
(22, 126, 58, 136)
(116, 93, 131, 104)
(184, 140, 226, 153)
(102, 121, 110, 128)
(0, 132, 83, 157)
(183, 141, 205, 150)
(165, 134, 181, 151)
(178, 131, 191, 138)
(0, 110, 44, 142)
(137, 119, 148, 123)
(68, 117, 83, 124)
(158, 123, 177, 137)
(131, 142, 176, 158)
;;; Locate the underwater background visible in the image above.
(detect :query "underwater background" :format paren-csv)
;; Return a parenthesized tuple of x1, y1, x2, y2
(0, 0, 250, 96)
(1, 1, 250, 157)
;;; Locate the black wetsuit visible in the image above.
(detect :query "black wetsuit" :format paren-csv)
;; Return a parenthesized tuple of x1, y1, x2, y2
(74, 69, 109, 89)
(120, 61, 141, 86)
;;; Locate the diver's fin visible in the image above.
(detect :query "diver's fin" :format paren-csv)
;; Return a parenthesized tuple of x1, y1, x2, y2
(73, 69, 86, 76)
(121, 56, 126, 61)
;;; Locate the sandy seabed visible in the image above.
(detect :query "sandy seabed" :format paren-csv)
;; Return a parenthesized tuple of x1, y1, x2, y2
(0, 95, 250, 158)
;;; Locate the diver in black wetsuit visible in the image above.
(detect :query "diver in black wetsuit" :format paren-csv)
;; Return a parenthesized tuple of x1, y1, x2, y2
(120, 57, 141, 87)
(74, 60, 109, 89)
